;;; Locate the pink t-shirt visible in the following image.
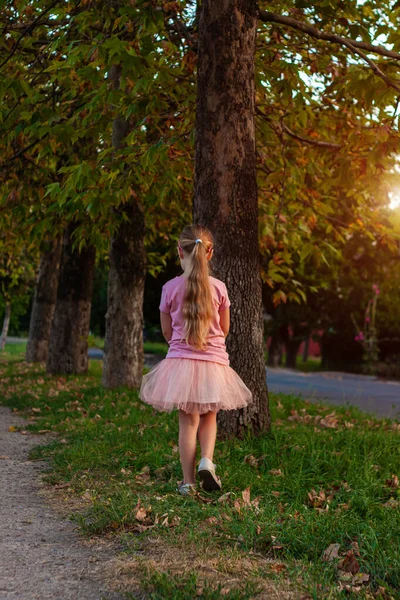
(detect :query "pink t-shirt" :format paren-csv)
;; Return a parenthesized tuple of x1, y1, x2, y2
(159, 275, 231, 365)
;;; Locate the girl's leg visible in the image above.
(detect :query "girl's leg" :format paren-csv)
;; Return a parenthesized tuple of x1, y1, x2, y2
(178, 410, 200, 484)
(198, 411, 217, 462)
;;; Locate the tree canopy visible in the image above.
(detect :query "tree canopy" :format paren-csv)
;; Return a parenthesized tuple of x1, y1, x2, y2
(1, 0, 400, 357)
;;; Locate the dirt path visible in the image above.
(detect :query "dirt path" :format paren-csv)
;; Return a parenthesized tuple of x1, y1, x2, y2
(0, 406, 125, 600)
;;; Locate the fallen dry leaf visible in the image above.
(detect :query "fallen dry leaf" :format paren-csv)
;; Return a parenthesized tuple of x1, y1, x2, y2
(374, 585, 392, 598)
(218, 492, 235, 504)
(307, 488, 328, 508)
(319, 412, 339, 429)
(269, 468, 283, 476)
(135, 506, 148, 522)
(322, 543, 340, 562)
(8, 425, 17, 432)
(244, 454, 258, 467)
(242, 487, 251, 507)
(195, 493, 214, 504)
(135, 465, 151, 484)
(383, 497, 399, 508)
(338, 550, 360, 574)
(338, 571, 369, 593)
(269, 563, 286, 573)
(271, 490, 281, 497)
(233, 498, 242, 513)
(385, 474, 399, 489)
(233, 487, 260, 513)
(205, 516, 218, 525)
(351, 541, 360, 557)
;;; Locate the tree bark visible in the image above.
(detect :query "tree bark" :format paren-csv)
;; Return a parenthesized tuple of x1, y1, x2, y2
(101, 63, 146, 389)
(47, 225, 96, 375)
(193, 0, 270, 435)
(102, 200, 146, 388)
(26, 238, 62, 362)
(0, 302, 11, 351)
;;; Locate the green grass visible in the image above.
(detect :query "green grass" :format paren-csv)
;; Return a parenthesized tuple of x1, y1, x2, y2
(1, 348, 399, 599)
(135, 571, 260, 600)
(264, 352, 323, 372)
(295, 355, 323, 372)
(143, 341, 168, 355)
(0, 341, 27, 356)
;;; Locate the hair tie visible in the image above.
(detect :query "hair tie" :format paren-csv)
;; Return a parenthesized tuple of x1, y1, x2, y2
(195, 238, 202, 244)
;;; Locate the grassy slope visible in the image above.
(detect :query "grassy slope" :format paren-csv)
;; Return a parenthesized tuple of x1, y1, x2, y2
(0, 346, 399, 599)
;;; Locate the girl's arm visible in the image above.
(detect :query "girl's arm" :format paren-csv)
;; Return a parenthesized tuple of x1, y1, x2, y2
(219, 308, 230, 338)
(160, 311, 173, 342)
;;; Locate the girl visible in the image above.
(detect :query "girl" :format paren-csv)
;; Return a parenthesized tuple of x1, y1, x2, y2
(140, 225, 252, 495)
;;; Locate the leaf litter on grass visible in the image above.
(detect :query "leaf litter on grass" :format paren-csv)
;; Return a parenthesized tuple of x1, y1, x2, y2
(2, 355, 400, 598)
(115, 535, 302, 600)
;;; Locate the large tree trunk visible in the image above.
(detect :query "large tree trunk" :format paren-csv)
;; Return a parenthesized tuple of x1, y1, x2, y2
(0, 302, 11, 351)
(101, 64, 146, 388)
(102, 200, 146, 388)
(26, 238, 62, 362)
(47, 225, 96, 375)
(193, 0, 270, 435)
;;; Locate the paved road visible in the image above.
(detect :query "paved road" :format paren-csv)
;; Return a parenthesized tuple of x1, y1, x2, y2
(267, 368, 400, 419)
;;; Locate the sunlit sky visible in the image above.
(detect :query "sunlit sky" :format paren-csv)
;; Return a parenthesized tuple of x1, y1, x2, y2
(389, 191, 400, 210)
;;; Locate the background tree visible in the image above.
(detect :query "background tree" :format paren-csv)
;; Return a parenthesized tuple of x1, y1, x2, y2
(26, 237, 62, 362)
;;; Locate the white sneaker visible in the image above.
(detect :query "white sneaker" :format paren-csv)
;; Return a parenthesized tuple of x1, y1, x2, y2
(198, 457, 222, 492)
(177, 481, 196, 496)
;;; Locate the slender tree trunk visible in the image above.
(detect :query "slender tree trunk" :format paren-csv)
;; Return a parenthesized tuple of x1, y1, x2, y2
(102, 65, 146, 388)
(47, 225, 96, 375)
(0, 302, 11, 351)
(268, 334, 283, 367)
(193, 0, 270, 435)
(26, 238, 62, 362)
(102, 201, 146, 388)
(285, 340, 301, 369)
(302, 336, 310, 362)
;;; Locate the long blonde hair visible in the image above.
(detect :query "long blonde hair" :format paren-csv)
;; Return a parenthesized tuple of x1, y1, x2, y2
(179, 225, 214, 350)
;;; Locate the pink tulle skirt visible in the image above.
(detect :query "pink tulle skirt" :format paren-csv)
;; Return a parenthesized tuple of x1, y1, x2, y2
(139, 358, 252, 414)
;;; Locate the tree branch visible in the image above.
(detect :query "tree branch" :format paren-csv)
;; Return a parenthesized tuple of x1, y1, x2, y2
(259, 11, 400, 61)
(0, 1, 60, 72)
(281, 123, 342, 149)
(2, 137, 47, 165)
(341, 39, 400, 93)
(256, 108, 342, 150)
